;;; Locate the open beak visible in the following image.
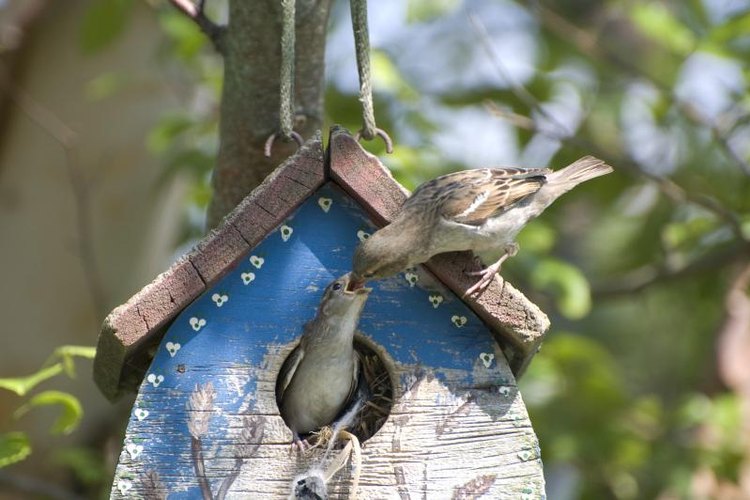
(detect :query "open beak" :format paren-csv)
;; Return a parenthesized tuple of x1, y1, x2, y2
(348, 278, 366, 292)
(345, 273, 371, 294)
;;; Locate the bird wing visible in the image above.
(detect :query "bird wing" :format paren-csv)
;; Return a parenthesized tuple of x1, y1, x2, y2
(348, 350, 361, 404)
(275, 344, 305, 406)
(411, 168, 550, 226)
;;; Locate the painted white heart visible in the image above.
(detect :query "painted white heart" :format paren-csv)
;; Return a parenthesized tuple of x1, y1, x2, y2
(280, 224, 293, 242)
(241, 271, 256, 285)
(147, 373, 164, 387)
(117, 479, 133, 494)
(356, 230, 370, 242)
(165, 342, 181, 357)
(428, 294, 444, 308)
(126, 443, 144, 460)
(189, 317, 206, 331)
(451, 315, 467, 328)
(249, 255, 264, 269)
(517, 450, 532, 461)
(211, 293, 229, 307)
(479, 352, 495, 368)
(135, 408, 149, 421)
(404, 271, 418, 287)
(318, 197, 332, 212)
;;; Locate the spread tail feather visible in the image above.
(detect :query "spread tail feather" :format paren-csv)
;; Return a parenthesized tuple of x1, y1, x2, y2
(547, 156, 613, 190)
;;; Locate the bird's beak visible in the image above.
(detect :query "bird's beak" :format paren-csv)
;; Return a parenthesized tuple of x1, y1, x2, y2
(346, 273, 368, 292)
(345, 279, 371, 295)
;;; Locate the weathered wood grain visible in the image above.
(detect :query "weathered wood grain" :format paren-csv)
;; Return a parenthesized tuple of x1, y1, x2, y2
(329, 125, 408, 225)
(94, 133, 325, 401)
(327, 127, 549, 377)
(110, 185, 545, 499)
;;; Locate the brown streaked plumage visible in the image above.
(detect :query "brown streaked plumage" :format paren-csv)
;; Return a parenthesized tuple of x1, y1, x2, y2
(352, 156, 613, 295)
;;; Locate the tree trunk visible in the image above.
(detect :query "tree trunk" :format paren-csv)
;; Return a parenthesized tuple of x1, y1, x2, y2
(208, 0, 333, 228)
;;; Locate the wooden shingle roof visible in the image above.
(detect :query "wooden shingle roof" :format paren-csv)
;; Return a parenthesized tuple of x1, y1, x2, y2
(94, 127, 550, 401)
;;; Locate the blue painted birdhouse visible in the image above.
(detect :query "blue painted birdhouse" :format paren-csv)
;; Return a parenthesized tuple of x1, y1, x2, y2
(95, 128, 550, 498)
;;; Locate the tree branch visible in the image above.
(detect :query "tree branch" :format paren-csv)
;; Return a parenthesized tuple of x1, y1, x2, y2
(486, 102, 747, 243)
(470, 11, 747, 240)
(3, 83, 107, 319)
(591, 242, 750, 298)
(168, 0, 225, 53)
(534, 4, 750, 177)
(471, 9, 750, 295)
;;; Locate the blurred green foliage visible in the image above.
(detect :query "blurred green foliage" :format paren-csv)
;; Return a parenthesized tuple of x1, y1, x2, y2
(0, 346, 95, 468)
(144, 0, 749, 497)
(25, 0, 749, 497)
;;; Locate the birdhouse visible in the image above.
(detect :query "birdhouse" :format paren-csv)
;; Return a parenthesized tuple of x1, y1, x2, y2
(94, 127, 550, 498)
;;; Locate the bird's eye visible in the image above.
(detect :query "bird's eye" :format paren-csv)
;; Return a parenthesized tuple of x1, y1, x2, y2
(363, 272, 374, 279)
(332, 282, 343, 291)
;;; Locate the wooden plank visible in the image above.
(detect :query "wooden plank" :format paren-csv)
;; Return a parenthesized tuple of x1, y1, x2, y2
(328, 125, 408, 225)
(94, 256, 205, 401)
(110, 183, 545, 499)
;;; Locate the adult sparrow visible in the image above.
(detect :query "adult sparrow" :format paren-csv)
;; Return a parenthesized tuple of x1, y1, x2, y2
(352, 156, 612, 295)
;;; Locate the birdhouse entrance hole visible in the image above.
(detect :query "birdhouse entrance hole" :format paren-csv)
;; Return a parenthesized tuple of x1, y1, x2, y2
(349, 334, 395, 442)
(276, 333, 396, 444)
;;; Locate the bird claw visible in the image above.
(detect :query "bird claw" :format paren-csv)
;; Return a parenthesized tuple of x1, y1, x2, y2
(463, 266, 501, 297)
(289, 436, 312, 455)
(463, 243, 518, 296)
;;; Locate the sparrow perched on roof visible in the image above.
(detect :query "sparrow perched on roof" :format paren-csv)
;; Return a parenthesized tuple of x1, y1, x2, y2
(352, 156, 613, 295)
(276, 273, 371, 448)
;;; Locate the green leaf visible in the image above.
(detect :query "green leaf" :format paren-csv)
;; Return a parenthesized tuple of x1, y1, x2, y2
(530, 258, 592, 319)
(85, 72, 126, 101)
(159, 11, 208, 61)
(0, 433, 31, 468)
(517, 220, 556, 254)
(629, 3, 696, 56)
(407, 0, 460, 23)
(79, 0, 135, 54)
(147, 115, 194, 154)
(371, 51, 419, 101)
(0, 364, 63, 397)
(48, 345, 96, 378)
(14, 391, 83, 435)
(53, 345, 96, 360)
(707, 11, 750, 45)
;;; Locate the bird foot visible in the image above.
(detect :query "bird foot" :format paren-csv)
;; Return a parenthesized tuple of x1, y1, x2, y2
(464, 264, 501, 297)
(289, 436, 312, 455)
(463, 243, 518, 297)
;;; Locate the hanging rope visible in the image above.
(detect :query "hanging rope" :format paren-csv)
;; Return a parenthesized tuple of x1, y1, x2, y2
(265, 0, 303, 157)
(350, 0, 393, 153)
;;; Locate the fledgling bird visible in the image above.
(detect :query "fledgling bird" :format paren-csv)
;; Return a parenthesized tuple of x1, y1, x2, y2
(276, 273, 371, 449)
(352, 156, 613, 295)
